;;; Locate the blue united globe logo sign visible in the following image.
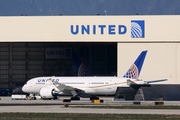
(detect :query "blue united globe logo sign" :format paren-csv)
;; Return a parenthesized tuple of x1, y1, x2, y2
(131, 20, 145, 38)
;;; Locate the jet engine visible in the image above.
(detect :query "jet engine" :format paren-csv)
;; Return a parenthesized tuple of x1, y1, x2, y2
(39, 87, 59, 99)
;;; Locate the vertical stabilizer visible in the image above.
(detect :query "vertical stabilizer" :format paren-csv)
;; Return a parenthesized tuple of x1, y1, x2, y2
(72, 51, 91, 76)
(123, 50, 147, 79)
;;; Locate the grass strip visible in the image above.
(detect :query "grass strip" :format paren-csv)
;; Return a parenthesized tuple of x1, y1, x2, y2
(0, 113, 180, 120)
(70, 105, 180, 109)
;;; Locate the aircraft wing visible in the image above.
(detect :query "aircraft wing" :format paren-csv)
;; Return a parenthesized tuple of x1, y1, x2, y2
(51, 80, 84, 97)
(53, 82, 74, 91)
(145, 79, 168, 83)
(48, 78, 81, 91)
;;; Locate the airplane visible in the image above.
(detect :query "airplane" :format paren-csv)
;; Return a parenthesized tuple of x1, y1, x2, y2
(22, 50, 167, 101)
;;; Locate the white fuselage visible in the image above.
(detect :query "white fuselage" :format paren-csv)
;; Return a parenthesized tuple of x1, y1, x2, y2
(22, 76, 145, 96)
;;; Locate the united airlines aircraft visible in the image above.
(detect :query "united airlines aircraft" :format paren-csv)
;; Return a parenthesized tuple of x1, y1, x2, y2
(22, 50, 167, 100)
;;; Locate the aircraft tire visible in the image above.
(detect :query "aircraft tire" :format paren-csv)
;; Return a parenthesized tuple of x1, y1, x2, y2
(71, 97, 80, 100)
(63, 99, 71, 102)
(90, 96, 99, 101)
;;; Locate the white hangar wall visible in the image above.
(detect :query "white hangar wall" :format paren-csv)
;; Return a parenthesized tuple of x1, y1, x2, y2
(0, 15, 180, 84)
(117, 43, 180, 84)
(0, 15, 180, 42)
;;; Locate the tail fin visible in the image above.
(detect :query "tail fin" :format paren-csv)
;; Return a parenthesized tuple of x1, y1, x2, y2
(72, 51, 91, 76)
(123, 50, 147, 79)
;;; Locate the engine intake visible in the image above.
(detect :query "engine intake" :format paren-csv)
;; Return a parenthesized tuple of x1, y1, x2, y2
(39, 87, 58, 99)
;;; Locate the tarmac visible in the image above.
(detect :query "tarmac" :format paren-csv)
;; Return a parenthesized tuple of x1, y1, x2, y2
(1, 106, 180, 115)
(1, 96, 180, 115)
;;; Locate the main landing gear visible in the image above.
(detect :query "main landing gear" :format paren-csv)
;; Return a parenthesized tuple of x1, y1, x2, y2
(71, 96, 80, 100)
(63, 96, 100, 102)
(63, 96, 80, 102)
(90, 96, 99, 100)
(90, 96, 104, 103)
(27, 94, 36, 100)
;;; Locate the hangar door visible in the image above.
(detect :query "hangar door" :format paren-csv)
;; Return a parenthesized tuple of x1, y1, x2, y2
(0, 42, 117, 92)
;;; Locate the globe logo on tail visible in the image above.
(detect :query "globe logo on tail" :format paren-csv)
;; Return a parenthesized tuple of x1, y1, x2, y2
(131, 20, 144, 38)
(78, 63, 91, 76)
(123, 64, 139, 79)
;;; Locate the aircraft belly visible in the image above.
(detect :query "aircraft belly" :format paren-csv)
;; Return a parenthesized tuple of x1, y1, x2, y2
(101, 87, 117, 94)
(83, 88, 95, 94)
(83, 87, 116, 95)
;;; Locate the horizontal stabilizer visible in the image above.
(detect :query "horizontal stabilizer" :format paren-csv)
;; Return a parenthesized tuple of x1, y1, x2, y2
(127, 79, 151, 89)
(130, 84, 151, 89)
(145, 79, 168, 83)
(127, 79, 137, 85)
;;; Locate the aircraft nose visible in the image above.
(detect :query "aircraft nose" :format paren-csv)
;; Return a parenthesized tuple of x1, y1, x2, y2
(22, 85, 26, 93)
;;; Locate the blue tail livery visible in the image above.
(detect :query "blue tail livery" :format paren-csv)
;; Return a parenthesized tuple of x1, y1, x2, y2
(72, 51, 91, 76)
(123, 50, 147, 79)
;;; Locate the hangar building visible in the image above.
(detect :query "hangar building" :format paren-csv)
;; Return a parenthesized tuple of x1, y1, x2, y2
(0, 15, 179, 92)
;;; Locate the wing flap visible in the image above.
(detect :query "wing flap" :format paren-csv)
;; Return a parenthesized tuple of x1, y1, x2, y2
(48, 78, 82, 91)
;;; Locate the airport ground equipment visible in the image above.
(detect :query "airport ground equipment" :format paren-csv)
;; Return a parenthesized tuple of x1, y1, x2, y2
(11, 95, 27, 100)
(115, 84, 180, 101)
(0, 89, 10, 96)
(136, 84, 180, 101)
(154, 101, 164, 105)
(64, 104, 69, 107)
(91, 100, 104, 103)
(114, 87, 138, 101)
(114, 81, 151, 101)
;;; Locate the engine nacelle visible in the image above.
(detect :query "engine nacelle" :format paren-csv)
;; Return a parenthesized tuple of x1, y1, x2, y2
(39, 87, 58, 99)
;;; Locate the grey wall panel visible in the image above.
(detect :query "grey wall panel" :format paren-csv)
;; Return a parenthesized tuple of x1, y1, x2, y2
(27, 70, 42, 75)
(12, 70, 26, 74)
(12, 66, 26, 70)
(0, 84, 8, 89)
(28, 52, 43, 56)
(12, 75, 26, 79)
(0, 66, 8, 70)
(0, 70, 8, 75)
(12, 47, 26, 51)
(12, 52, 26, 56)
(0, 52, 8, 56)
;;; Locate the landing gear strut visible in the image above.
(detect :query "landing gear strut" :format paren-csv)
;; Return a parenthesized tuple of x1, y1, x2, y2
(28, 94, 36, 100)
